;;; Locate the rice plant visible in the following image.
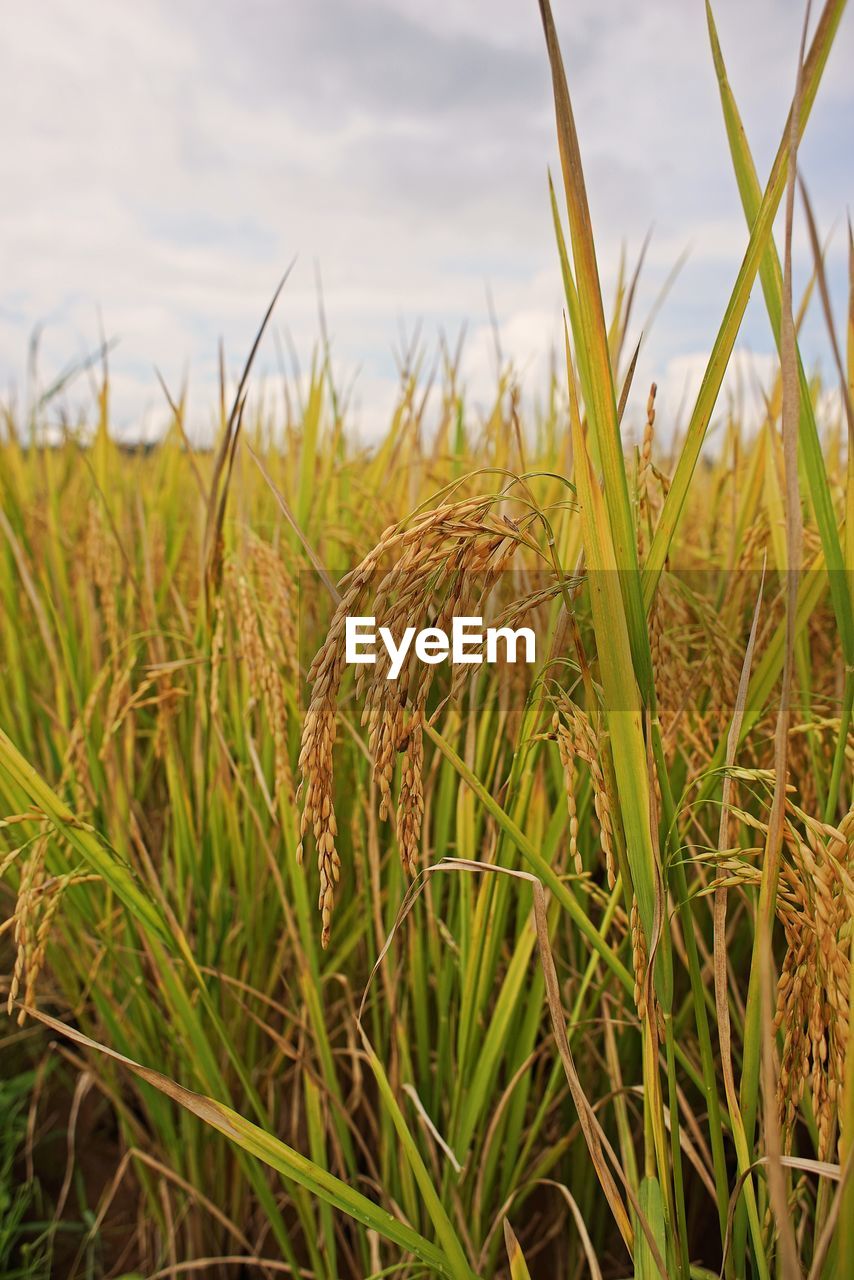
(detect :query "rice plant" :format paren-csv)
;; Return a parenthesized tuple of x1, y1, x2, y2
(0, 1, 852, 1276)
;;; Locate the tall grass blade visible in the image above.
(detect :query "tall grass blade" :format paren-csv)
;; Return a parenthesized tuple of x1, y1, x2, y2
(644, 0, 846, 604)
(22, 1007, 459, 1278)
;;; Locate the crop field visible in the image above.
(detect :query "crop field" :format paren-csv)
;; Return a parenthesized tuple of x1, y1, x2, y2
(1, 2, 852, 1278)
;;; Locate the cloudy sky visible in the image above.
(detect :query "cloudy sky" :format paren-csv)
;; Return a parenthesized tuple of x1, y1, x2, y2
(1, 0, 852, 442)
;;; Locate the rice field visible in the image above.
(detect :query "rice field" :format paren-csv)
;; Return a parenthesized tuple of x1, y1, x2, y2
(1, 1, 852, 1277)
